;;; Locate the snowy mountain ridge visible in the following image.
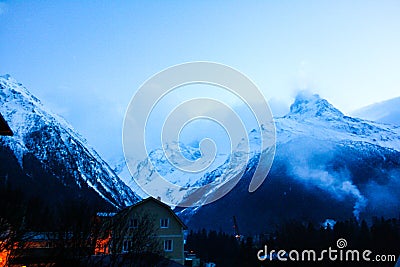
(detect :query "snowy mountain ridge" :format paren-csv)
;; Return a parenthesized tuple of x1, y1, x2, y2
(277, 92, 400, 150)
(351, 96, 400, 126)
(176, 92, 400, 231)
(121, 91, 400, 212)
(0, 74, 139, 208)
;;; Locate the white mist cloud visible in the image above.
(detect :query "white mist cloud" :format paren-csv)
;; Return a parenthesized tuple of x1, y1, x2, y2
(291, 165, 367, 220)
(283, 139, 368, 220)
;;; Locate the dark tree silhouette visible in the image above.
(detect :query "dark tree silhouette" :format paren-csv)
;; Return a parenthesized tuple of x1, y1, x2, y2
(90, 210, 164, 267)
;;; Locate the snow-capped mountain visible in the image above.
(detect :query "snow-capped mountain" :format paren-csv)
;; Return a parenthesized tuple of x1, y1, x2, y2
(351, 96, 400, 126)
(122, 124, 274, 207)
(125, 91, 400, 209)
(173, 92, 400, 233)
(277, 91, 400, 149)
(0, 74, 139, 209)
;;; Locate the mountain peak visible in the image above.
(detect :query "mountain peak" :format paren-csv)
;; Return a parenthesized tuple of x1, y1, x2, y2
(0, 75, 139, 208)
(287, 91, 343, 118)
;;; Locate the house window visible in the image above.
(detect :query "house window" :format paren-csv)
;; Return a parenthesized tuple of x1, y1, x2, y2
(164, 239, 173, 252)
(160, 218, 169, 228)
(129, 218, 138, 228)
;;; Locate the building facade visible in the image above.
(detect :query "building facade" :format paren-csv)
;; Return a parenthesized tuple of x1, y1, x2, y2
(96, 197, 187, 265)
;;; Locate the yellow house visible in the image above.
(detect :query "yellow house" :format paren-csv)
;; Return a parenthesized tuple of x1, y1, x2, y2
(96, 197, 188, 265)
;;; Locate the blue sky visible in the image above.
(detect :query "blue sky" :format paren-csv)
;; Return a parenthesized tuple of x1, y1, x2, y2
(1, 1, 399, 163)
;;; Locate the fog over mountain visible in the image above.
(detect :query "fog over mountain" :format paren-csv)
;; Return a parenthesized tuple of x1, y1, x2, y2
(1, 74, 399, 235)
(111, 90, 400, 234)
(173, 92, 400, 233)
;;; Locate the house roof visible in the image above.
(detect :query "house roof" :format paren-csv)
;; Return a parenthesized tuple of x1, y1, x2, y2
(0, 112, 13, 136)
(119, 197, 188, 230)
